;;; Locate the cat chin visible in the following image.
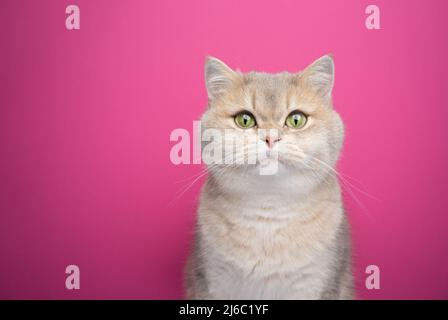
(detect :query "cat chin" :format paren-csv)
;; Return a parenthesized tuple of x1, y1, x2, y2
(213, 164, 321, 198)
(221, 161, 310, 178)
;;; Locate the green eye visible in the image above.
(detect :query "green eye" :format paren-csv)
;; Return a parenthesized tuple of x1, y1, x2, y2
(286, 112, 307, 129)
(235, 112, 256, 128)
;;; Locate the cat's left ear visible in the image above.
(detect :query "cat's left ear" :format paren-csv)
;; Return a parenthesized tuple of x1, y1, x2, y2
(299, 54, 335, 100)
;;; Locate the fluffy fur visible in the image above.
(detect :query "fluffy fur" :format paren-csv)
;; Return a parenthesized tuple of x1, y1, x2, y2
(185, 55, 353, 299)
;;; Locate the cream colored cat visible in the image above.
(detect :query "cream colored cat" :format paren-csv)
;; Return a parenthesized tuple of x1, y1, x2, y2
(185, 55, 353, 299)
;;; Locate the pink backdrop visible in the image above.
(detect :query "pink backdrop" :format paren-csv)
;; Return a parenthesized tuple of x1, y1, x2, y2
(1, 0, 447, 299)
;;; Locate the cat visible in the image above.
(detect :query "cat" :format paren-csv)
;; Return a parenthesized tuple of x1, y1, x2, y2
(184, 55, 353, 299)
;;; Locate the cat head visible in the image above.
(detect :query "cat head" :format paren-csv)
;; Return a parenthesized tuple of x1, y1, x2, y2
(200, 55, 344, 193)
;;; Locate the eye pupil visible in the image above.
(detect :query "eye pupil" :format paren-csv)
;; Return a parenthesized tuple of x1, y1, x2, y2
(235, 112, 256, 128)
(286, 112, 307, 129)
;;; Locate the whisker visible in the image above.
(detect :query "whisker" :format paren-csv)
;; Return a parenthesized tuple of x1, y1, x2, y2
(169, 144, 255, 206)
(281, 147, 376, 220)
(307, 156, 375, 220)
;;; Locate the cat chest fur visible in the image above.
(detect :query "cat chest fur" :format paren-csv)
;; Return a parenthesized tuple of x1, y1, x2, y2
(197, 204, 343, 299)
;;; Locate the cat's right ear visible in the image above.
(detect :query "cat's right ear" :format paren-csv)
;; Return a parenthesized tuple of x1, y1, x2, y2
(205, 57, 240, 101)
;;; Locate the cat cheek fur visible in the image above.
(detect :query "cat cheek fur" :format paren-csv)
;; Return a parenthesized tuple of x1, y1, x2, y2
(185, 55, 353, 300)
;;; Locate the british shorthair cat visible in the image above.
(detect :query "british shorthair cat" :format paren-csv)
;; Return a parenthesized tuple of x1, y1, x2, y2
(185, 55, 353, 299)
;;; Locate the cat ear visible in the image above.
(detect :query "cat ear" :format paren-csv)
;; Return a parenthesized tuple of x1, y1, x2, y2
(205, 57, 240, 101)
(299, 54, 335, 99)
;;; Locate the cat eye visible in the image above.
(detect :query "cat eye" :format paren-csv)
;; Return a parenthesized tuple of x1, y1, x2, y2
(285, 111, 307, 129)
(234, 112, 256, 129)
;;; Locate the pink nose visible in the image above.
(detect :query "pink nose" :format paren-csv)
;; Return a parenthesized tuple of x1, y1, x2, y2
(264, 136, 281, 149)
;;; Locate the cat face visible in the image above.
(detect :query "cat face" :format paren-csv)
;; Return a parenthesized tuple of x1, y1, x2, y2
(201, 55, 344, 184)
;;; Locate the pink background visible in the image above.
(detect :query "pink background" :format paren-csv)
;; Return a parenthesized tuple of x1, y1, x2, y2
(1, 0, 447, 299)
